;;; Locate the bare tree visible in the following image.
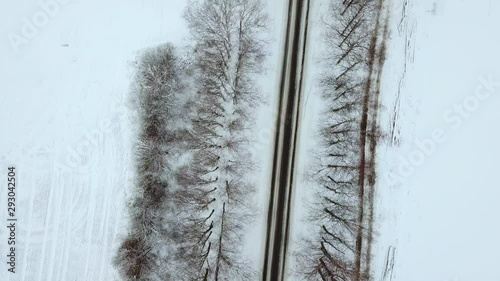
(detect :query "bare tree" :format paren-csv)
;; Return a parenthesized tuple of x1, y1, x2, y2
(175, 0, 268, 280)
(297, 0, 381, 280)
(115, 44, 185, 281)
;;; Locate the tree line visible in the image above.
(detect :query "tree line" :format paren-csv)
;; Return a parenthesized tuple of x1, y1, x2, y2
(297, 0, 383, 280)
(115, 0, 268, 280)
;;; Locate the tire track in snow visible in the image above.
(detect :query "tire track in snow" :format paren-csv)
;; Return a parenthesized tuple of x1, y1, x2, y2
(22, 142, 126, 280)
(20, 162, 38, 281)
(397, 0, 409, 34)
(106, 126, 128, 281)
(58, 178, 77, 281)
(390, 0, 417, 146)
(15, 150, 52, 281)
(106, 174, 126, 281)
(376, 1, 417, 279)
(98, 184, 112, 281)
(35, 163, 57, 281)
(97, 136, 118, 281)
(60, 132, 125, 280)
(82, 172, 100, 280)
(380, 246, 396, 281)
(45, 170, 67, 281)
(57, 177, 74, 280)
(93, 124, 128, 281)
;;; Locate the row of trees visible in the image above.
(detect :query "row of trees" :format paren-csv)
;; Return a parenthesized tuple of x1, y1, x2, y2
(115, 0, 268, 280)
(176, 0, 268, 280)
(115, 44, 185, 281)
(299, 0, 381, 280)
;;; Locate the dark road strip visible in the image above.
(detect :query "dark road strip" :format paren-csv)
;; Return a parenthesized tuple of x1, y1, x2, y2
(262, 0, 310, 280)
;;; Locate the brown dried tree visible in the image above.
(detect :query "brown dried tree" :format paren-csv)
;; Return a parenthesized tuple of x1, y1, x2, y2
(115, 44, 184, 281)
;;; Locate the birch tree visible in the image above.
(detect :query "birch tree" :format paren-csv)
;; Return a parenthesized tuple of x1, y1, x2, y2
(175, 0, 268, 280)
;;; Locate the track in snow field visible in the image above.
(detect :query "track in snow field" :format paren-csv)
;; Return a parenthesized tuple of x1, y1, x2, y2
(4, 126, 129, 281)
(262, 0, 310, 280)
(380, 246, 396, 281)
(391, 0, 416, 147)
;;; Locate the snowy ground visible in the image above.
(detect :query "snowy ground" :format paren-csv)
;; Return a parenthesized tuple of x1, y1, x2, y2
(373, 0, 500, 281)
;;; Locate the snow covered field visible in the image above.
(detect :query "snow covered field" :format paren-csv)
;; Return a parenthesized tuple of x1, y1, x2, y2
(372, 1, 500, 281)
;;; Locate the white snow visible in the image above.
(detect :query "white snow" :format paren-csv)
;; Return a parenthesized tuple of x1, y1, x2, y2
(373, 0, 500, 281)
